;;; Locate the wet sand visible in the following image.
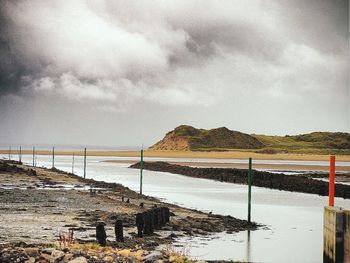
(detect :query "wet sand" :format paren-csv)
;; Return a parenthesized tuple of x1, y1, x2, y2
(1, 149, 350, 161)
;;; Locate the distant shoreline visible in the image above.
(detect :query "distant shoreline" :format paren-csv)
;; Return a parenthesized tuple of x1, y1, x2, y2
(1, 149, 349, 162)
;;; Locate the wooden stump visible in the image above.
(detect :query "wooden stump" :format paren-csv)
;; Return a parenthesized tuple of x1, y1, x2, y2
(115, 219, 124, 242)
(136, 213, 144, 237)
(96, 223, 107, 246)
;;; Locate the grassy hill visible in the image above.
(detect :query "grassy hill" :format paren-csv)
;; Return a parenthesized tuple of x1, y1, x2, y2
(150, 125, 350, 154)
(253, 132, 350, 155)
(150, 125, 264, 151)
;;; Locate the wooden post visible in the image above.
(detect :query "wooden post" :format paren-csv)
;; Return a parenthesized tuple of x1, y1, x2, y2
(96, 223, 107, 246)
(83, 148, 87, 179)
(136, 213, 144, 237)
(153, 208, 160, 229)
(72, 153, 75, 174)
(32, 146, 35, 167)
(19, 146, 22, 163)
(140, 148, 144, 195)
(248, 158, 252, 224)
(329, 156, 335, 206)
(8, 146, 11, 160)
(115, 220, 124, 242)
(52, 146, 55, 168)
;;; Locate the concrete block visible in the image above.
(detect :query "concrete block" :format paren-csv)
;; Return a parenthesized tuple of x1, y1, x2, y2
(344, 210, 350, 263)
(324, 206, 344, 263)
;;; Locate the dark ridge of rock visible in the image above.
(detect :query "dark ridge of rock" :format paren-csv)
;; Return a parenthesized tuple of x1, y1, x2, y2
(130, 161, 350, 199)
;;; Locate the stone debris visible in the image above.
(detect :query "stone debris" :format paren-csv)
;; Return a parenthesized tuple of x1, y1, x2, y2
(0, 243, 203, 262)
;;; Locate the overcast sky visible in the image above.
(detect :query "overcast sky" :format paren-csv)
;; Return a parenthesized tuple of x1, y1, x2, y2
(0, 0, 348, 147)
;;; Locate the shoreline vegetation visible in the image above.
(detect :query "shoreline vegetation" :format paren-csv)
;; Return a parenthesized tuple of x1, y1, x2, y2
(149, 125, 350, 155)
(0, 159, 257, 262)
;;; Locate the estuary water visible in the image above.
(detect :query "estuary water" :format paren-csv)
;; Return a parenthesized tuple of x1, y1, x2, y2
(2, 154, 350, 262)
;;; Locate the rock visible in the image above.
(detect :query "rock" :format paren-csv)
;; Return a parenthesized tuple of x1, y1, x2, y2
(25, 257, 35, 263)
(41, 248, 55, 254)
(39, 253, 52, 262)
(132, 250, 144, 261)
(24, 248, 39, 257)
(117, 249, 131, 257)
(51, 249, 65, 262)
(143, 251, 162, 262)
(102, 255, 114, 262)
(68, 257, 88, 263)
(63, 253, 74, 262)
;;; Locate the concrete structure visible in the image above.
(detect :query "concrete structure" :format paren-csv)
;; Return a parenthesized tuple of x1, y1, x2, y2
(324, 206, 350, 263)
(344, 210, 350, 263)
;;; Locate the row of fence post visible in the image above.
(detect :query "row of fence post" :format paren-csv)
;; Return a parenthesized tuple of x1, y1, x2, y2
(4, 145, 337, 225)
(4, 146, 87, 179)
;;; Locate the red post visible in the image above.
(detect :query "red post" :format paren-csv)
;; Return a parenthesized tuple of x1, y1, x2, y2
(329, 155, 335, 206)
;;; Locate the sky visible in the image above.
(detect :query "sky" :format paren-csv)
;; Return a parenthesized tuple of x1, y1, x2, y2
(0, 0, 349, 147)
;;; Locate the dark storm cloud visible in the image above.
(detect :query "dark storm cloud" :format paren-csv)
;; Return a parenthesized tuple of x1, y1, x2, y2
(0, 0, 348, 146)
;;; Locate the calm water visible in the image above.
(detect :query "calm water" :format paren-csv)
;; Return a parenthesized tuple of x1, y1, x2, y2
(2, 154, 350, 262)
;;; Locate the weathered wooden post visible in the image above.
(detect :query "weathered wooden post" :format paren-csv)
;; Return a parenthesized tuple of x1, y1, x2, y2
(248, 158, 252, 224)
(160, 207, 165, 226)
(52, 146, 55, 168)
(115, 219, 124, 242)
(72, 152, 75, 174)
(19, 146, 22, 163)
(83, 148, 87, 179)
(32, 146, 35, 167)
(136, 213, 144, 237)
(96, 223, 107, 246)
(164, 207, 170, 223)
(153, 208, 160, 229)
(140, 147, 144, 195)
(143, 211, 153, 235)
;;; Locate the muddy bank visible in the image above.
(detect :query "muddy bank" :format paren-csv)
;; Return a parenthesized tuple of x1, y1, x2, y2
(0, 160, 256, 256)
(130, 161, 350, 199)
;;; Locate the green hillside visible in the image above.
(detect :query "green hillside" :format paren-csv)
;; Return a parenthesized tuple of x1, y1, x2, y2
(253, 132, 350, 154)
(150, 125, 350, 154)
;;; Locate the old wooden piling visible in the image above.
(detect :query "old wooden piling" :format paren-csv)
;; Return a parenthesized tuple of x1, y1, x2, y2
(136, 213, 144, 237)
(115, 220, 124, 242)
(143, 211, 152, 235)
(96, 223, 107, 246)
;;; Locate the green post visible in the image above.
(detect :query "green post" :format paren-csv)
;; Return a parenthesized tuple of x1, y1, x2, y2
(52, 146, 55, 168)
(140, 148, 144, 195)
(32, 146, 35, 167)
(19, 146, 22, 163)
(248, 157, 252, 224)
(83, 148, 87, 179)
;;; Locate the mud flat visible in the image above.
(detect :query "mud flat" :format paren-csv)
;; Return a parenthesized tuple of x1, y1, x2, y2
(130, 161, 350, 199)
(0, 160, 256, 262)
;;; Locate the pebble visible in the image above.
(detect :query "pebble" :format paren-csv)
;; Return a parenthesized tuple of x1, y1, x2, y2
(25, 257, 35, 263)
(68, 256, 88, 263)
(144, 251, 163, 262)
